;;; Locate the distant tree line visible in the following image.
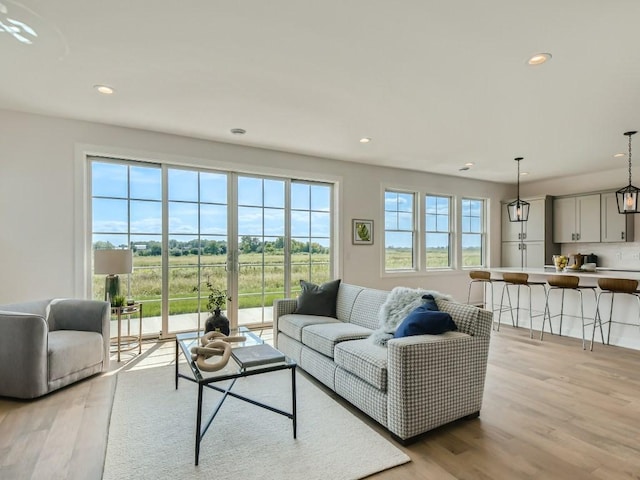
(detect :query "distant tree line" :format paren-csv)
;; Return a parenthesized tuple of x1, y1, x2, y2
(94, 236, 329, 257)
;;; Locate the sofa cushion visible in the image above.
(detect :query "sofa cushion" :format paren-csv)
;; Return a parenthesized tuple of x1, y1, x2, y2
(278, 314, 340, 342)
(349, 288, 390, 330)
(48, 330, 104, 382)
(294, 279, 341, 317)
(301, 323, 372, 358)
(334, 338, 388, 391)
(394, 307, 457, 338)
(335, 283, 365, 322)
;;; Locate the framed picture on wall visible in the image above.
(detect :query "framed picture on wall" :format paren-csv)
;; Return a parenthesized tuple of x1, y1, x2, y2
(352, 219, 373, 245)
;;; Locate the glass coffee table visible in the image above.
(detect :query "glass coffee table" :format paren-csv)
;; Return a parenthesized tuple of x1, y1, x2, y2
(175, 327, 297, 465)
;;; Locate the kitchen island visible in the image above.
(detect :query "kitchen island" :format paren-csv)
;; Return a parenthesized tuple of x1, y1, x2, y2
(481, 267, 640, 351)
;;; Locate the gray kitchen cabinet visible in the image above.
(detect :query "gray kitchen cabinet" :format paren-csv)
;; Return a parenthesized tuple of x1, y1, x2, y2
(501, 196, 556, 268)
(502, 241, 544, 268)
(601, 192, 634, 242)
(553, 194, 600, 243)
(501, 198, 545, 242)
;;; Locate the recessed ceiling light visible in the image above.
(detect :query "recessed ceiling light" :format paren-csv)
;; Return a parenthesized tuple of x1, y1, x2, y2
(230, 128, 246, 135)
(359, 137, 371, 143)
(527, 53, 552, 66)
(94, 84, 114, 95)
(464, 162, 474, 167)
(520, 171, 529, 176)
(614, 153, 626, 158)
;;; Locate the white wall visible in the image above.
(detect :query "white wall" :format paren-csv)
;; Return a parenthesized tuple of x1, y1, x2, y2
(0, 109, 513, 304)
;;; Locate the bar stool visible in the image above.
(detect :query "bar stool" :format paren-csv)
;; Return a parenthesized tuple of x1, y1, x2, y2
(590, 278, 640, 350)
(540, 275, 598, 349)
(467, 270, 506, 330)
(497, 272, 547, 338)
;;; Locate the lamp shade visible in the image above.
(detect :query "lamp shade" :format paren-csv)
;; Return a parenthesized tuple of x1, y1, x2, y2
(94, 249, 133, 275)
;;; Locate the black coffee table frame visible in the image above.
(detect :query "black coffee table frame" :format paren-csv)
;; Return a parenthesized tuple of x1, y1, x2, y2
(175, 332, 297, 466)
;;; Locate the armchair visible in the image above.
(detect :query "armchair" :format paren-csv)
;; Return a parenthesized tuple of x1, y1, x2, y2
(0, 298, 110, 399)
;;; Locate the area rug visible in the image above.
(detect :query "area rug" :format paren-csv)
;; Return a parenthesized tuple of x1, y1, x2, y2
(103, 365, 410, 480)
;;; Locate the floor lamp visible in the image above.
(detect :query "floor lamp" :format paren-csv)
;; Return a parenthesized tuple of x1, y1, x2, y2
(94, 249, 133, 303)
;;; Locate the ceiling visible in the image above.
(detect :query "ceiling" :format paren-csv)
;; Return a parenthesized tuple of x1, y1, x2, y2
(2, 1, 640, 184)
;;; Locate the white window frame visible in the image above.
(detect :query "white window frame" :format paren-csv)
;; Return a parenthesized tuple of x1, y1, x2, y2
(381, 183, 489, 276)
(383, 188, 417, 272)
(425, 194, 453, 270)
(460, 197, 486, 268)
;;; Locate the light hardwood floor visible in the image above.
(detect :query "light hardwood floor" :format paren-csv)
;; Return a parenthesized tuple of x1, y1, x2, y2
(1, 325, 640, 479)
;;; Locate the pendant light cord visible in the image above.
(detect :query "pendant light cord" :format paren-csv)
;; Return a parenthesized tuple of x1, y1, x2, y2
(516, 157, 521, 203)
(629, 133, 633, 186)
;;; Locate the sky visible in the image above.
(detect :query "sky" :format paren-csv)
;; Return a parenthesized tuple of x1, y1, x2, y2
(91, 161, 331, 249)
(92, 160, 481, 251)
(384, 192, 482, 248)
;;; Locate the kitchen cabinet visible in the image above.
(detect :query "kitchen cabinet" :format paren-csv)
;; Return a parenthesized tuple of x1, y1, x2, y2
(501, 196, 557, 268)
(601, 192, 634, 242)
(501, 198, 544, 242)
(501, 241, 544, 268)
(553, 194, 600, 243)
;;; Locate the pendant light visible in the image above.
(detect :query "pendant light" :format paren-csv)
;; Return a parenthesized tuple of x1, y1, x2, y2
(507, 157, 530, 222)
(616, 131, 640, 214)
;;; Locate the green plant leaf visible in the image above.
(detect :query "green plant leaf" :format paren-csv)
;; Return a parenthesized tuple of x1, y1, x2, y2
(357, 223, 370, 241)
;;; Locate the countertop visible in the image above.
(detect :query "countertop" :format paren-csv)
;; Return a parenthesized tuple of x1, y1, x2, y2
(489, 266, 640, 281)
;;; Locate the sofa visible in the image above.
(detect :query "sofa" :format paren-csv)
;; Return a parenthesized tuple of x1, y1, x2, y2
(0, 299, 111, 399)
(273, 282, 492, 442)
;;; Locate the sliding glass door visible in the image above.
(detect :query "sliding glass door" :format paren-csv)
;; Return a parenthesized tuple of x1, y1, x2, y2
(235, 176, 286, 326)
(166, 168, 228, 333)
(90, 157, 333, 337)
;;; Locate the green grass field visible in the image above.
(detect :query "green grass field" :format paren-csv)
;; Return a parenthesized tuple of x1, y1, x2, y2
(386, 248, 481, 269)
(94, 248, 480, 318)
(93, 253, 330, 317)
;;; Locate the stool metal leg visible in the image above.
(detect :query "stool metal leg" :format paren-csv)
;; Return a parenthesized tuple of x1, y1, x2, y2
(467, 280, 474, 305)
(592, 289, 603, 346)
(527, 284, 533, 339)
(498, 283, 515, 331)
(606, 292, 616, 345)
(578, 289, 585, 349)
(558, 289, 566, 336)
(591, 291, 609, 351)
(514, 285, 521, 328)
(540, 287, 554, 340)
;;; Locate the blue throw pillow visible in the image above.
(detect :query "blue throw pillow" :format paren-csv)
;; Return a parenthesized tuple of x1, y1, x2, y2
(421, 294, 439, 311)
(394, 304, 457, 338)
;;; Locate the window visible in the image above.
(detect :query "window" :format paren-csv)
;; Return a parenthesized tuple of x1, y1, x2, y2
(425, 195, 451, 268)
(461, 198, 485, 267)
(91, 159, 162, 326)
(384, 190, 415, 271)
(90, 156, 334, 335)
(290, 181, 332, 293)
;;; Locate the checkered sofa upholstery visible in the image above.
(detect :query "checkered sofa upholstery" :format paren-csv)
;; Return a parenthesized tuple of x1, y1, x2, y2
(273, 283, 492, 442)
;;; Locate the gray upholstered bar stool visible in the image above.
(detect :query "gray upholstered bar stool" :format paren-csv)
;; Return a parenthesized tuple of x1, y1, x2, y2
(467, 270, 506, 330)
(540, 275, 598, 349)
(497, 272, 547, 338)
(590, 278, 640, 350)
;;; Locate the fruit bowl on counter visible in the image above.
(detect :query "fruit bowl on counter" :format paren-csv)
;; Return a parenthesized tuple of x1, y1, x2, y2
(552, 255, 568, 271)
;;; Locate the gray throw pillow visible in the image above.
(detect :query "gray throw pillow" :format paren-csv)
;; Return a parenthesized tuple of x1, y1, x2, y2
(294, 279, 341, 317)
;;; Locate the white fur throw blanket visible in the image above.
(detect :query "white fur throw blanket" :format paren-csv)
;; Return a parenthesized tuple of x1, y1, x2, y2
(370, 287, 452, 346)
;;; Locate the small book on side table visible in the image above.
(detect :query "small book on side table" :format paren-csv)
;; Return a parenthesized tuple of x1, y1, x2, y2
(231, 344, 286, 368)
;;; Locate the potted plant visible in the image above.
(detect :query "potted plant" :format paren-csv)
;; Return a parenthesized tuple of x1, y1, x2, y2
(198, 278, 230, 335)
(112, 295, 126, 308)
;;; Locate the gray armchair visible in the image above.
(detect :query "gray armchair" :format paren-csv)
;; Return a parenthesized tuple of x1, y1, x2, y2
(0, 299, 110, 399)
